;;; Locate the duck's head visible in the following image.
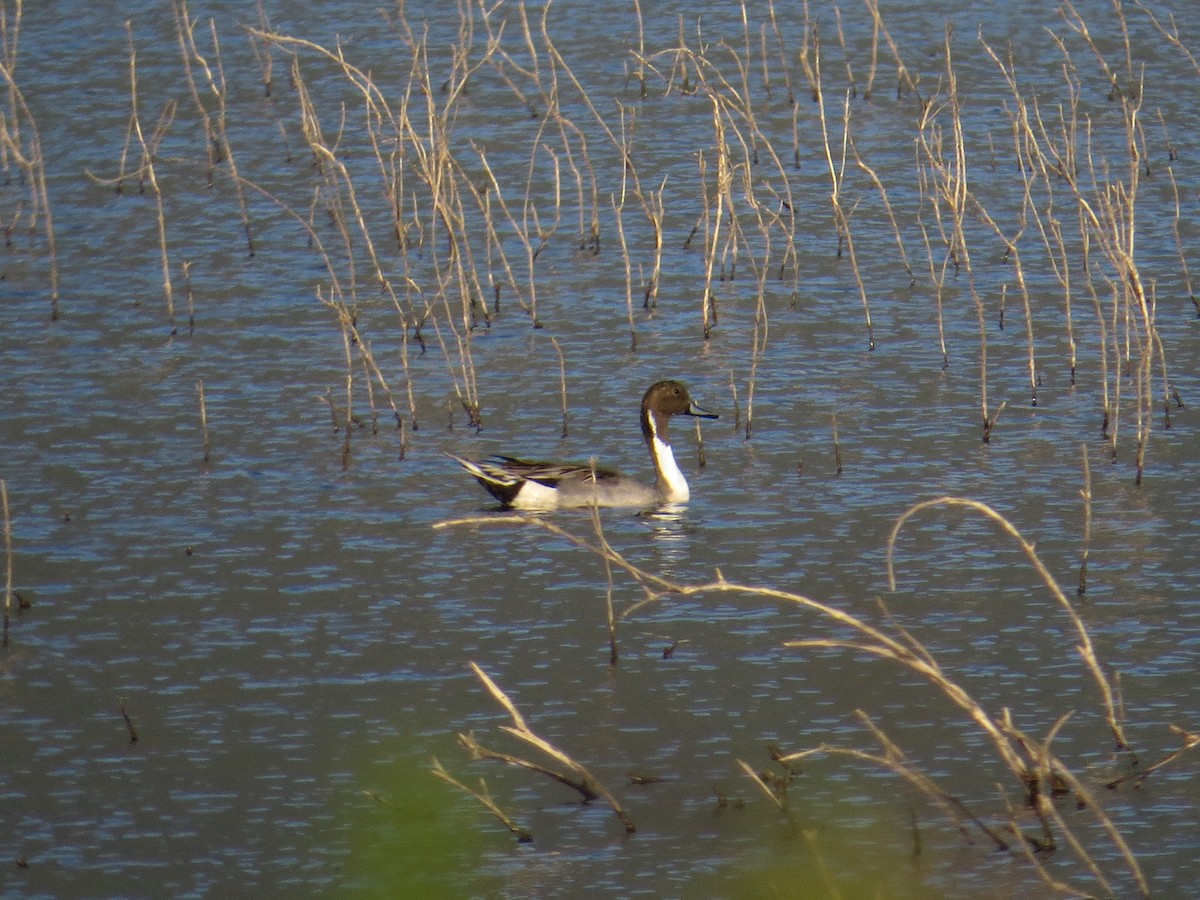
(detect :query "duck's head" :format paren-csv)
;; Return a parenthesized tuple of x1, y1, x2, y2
(640, 380, 718, 441)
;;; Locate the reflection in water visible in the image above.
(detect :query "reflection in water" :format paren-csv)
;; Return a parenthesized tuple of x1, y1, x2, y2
(640, 503, 691, 576)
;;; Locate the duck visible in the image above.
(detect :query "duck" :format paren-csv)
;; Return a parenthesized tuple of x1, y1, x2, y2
(448, 380, 718, 510)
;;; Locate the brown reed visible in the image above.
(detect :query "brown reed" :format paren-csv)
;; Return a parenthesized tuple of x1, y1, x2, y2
(182, 261, 195, 333)
(124, 22, 176, 334)
(887, 497, 1129, 752)
(1165, 165, 1199, 317)
(119, 698, 139, 744)
(1, 478, 10, 644)
(851, 137, 913, 285)
(592, 501, 619, 667)
(224, 0, 1189, 484)
(1077, 444, 1092, 596)
(0, 2, 58, 319)
(862, 0, 923, 104)
(917, 28, 997, 438)
(179, 4, 255, 254)
(457, 661, 635, 833)
(436, 499, 1147, 894)
(549, 336, 569, 439)
(816, 79, 874, 350)
(831, 410, 842, 474)
(1107, 724, 1200, 790)
(778, 710, 1010, 851)
(611, 170, 637, 351)
(197, 380, 210, 464)
(430, 757, 532, 843)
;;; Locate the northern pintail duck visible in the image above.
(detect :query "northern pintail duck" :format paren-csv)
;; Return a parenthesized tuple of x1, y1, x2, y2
(448, 380, 717, 509)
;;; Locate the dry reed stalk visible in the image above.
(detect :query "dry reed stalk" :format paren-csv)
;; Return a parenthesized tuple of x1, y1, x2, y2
(197, 380, 210, 464)
(1107, 725, 1200, 790)
(470, 147, 536, 324)
(337, 315, 354, 470)
(778, 713, 1009, 850)
(297, 137, 419, 436)
(765, 0, 796, 106)
(248, 1, 275, 96)
(487, 30, 599, 258)
(611, 173, 637, 352)
(1165, 165, 1198, 316)
(588, 502, 619, 666)
(1, 479, 10, 642)
(171, 4, 253, 254)
(851, 138, 912, 284)
(918, 27, 994, 438)
(998, 789, 1083, 894)
(359, 350, 379, 435)
(832, 7, 856, 97)
(435, 508, 1143, 892)
(431, 757, 532, 843)
(125, 23, 177, 334)
(980, 35, 1082, 394)
(974, 210, 1038, 405)
(169, 0, 216, 178)
(1081, 223, 1115, 452)
(863, 0, 881, 101)
(796, 12, 819, 102)
(744, 289, 763, 441)
(444, 516, 1007, 766)
(229, 167, 409, 450)
(1077, 444, 1091, 596)
(119, 698, 139, 744)
(471, 2, 541, 119)
(400, 37, 489, 422)
(1040, 212, 1078, 383)
(831, 410, 842, 474)
(1133, 312, 1150, 485)
(1067, 0, 1141, 103)
(523, 140, 562, 266)
(1135, 1, 1200, 74)
(605, 92, 665, 313)
(0, 2, 58, 319)
(270, 21, 488, 427)
(1000, 713, 1146, 896)
(815, 53, 873, 349)
(979, 94, 1045, 404)
(915, 216, 949, 368)
(1149, 295, 1178, 429)
(639, 176, 666, 311)
(789, 91, 802, 169)
(861, 0, 922, 103)
(199, 18, 254, 255)
(182, 260, 195, 333)
(735, 757, 791, 813)
(464, 662, 636, 833)
(549, 335, 568, 439)
(886, 497, 1129, 752)
(697, 124, 724, 341)
(727, 372, 741, 433)
(1033, 3, 1167, 476)
(639, 26, 799, 320)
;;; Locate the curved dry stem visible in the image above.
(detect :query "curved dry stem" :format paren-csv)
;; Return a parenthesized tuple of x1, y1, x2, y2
(1000, 716, 1148, 897)
(466, 661, 635, 833)
(437, 503, 1145, 890)
(886, 496, 1128, 752)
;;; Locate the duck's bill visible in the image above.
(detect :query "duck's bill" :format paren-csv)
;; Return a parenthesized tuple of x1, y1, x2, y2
(686, 402, 718, 419)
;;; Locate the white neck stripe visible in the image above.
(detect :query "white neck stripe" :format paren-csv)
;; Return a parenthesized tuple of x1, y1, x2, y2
(650, 432, 690, 502)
